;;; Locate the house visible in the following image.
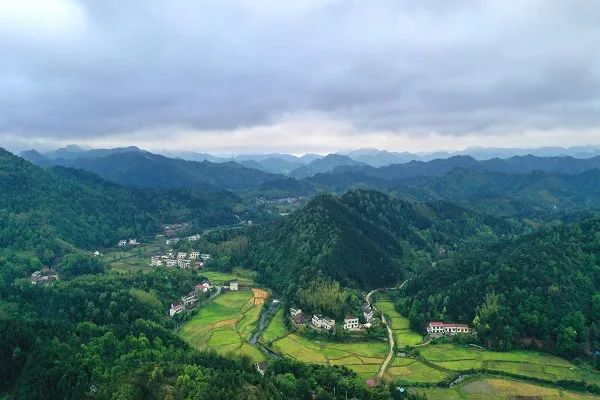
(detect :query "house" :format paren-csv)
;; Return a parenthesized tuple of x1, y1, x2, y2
(200, 253, 211, 261)
(188, 234, 200, 242)
(229, 281, 239, 291)
(169, 303, 184, 317)
(189, 251, 200, 259)
(93, 251, 101, 257)
(290, 308, 302, 317)
(150, 256, 163, 266)
(312, 315, 335, 330)
(312, 314, 323, 328)
(165, 259, 177, 267)
(177, 259, 191, 268)
(181, 292, 197, 306)
(31, 267, 59, 285)
(194, 261, 204, 269)
(165, 238, 180, 245)
(195, 282, 211, 293)
(177, 252, 187, 259)
(362, 304, 374, 322)
(343, 315, 360, 330)
(292, 311, 311, 325)
(426, 321, 472, 337)
(118, 240, 128, 247)
(322, 318, 336, 331)
(128, 239, 138, 246)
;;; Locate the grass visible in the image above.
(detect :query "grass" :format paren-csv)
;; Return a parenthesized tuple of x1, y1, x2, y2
(272, 333, 388, 379)
(415, 377, 600, 399)
(260, 308, 288, 344)
(374, 297, 423, 347)
(178, 289, 266, 363)
(385, 355, 450, 384)
(420, 343, 600, 384)
(200, 267, 256, 286)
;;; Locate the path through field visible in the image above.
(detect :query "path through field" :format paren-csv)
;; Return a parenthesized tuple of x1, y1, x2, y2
(366, 280, 408, 381)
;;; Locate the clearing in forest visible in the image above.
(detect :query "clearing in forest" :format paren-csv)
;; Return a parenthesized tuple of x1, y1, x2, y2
(178, 289, 266, 362)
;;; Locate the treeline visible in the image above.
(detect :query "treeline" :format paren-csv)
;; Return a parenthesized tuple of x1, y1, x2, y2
(398, 217, 600, 357)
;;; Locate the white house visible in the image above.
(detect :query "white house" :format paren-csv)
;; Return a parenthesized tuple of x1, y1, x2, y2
(118, 240, 127, 247)
(181, 292, 197, 306)
(165, 238, 180, 245)
(188, 234, 200, 242)
(229, 281, 239, 291)
(150, 256, 163, 266)
(195, 282, 211, 293)
(322, 318, 336, 331)
(169, 303, 184, 317)
(312, 314, 323, 328)
(290, 308, 302, 317)
(128, 239, 138, 246)
(343, 316, 360, 330)
(362, 304, 374, 322)
(177, 259, 191, 268)
(166, 259, 177, 267)
(426, 321, 472, 337)
(177, 252, 187, 259)
(189, 251, 200, 259)
(93, 251, 101, 257)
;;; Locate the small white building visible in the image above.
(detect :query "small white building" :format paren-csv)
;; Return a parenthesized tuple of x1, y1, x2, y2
(128, 239, 138, 246)
(118, 240, 128, 247)
(165, 259, 177, 267)
(188, 234, 200, 242)
(312, 314, 323, 328)
(363, 304, 374, 322)
(195, 282, 211, 293)
(93, 251, 101, 257)
(177, 252, 187, 259)
(322, 318, 336, 331)
(165, 238, 180, 245)
(229, 281, 239, 291)
(177, 259, 191, 268)
(181, 292, 197, 306)
(169, 303, 184, 317)
(343, 316, 360, 330)
(189, 251, 200, 259)
(290, 308, 302, 317)
(426, 321, 472, 337)
(150, 256, 163, 266)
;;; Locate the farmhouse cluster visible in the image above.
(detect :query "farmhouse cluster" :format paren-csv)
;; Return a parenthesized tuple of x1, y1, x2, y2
(150, 250, 211, 269)
(164, 233, 202, 246)
(289, 303, 375, 332)
(30, 267, 59, 285)
(117, 239, 139, 247)
(169, 280, 239, 317)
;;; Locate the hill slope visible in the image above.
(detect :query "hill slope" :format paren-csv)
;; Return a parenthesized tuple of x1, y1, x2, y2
(247, 190, 515, 295)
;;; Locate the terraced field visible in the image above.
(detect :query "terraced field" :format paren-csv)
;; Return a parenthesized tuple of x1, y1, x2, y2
(260, 308, 287, 344)
(385, 355, 450, 383)
(272, 333, 388, 380)
(374, 297, 423, 347)
(200, 267, 256, 286)
(420, 343, 600, 384)
(415, 377, 600, 399)
(178, 289, 266, 362)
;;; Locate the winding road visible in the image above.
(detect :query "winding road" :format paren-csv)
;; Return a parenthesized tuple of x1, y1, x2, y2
(366, 280, 408, 381)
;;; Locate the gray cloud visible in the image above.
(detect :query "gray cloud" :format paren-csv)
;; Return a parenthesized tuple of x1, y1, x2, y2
(0, 0, 599, 148)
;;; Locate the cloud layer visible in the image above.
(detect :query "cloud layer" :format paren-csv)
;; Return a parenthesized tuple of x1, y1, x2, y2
(1, 0, 599, 152)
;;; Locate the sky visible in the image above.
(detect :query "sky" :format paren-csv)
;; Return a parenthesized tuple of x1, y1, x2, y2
(1, 0, 599, 154)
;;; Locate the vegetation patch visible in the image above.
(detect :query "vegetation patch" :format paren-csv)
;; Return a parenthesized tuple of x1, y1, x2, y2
(179, 290, 265, 362)
(374, 297, 423, 347)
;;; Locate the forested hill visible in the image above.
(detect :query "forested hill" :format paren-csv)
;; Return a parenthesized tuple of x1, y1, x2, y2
(247, 190, 516, 296)
(0, 149, 251, 256)
(399, 217, 600, 356)
(24, 149, 284, 190)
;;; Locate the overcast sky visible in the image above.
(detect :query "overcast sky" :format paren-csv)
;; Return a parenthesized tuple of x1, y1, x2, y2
(1, 0, 599, 154)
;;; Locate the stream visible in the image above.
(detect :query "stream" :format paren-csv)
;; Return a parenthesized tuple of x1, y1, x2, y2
(250, 298, 281, 359)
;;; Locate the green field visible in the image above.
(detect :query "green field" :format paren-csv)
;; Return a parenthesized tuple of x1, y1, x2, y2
(105, 238, 166, 273)
(385, 355, 450, 383)
(200, 267, 256, 286)
(260, 308, 288, 344)
(178, 289, 265, 362)
(415, 377, 600, 399)
(272, 333, 387, 379)
(374, 297, 423, 347)
(420, 343, 600, 384)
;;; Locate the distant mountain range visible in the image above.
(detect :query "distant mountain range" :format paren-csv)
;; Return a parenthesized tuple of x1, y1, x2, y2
(22, 144, 600, 177)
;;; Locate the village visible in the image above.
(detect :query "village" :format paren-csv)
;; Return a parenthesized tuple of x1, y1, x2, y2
(168, 279, 239, 317)
(288, 303, 376, 333)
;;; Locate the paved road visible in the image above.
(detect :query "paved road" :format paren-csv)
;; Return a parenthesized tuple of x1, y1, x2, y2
(366, 280, 408, 381)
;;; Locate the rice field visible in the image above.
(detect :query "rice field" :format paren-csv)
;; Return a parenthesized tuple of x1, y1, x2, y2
(385, 355, 450, 383)
(260, 308, 288, 344)
(415, 377, 600, 399)
(272, 333, 388, 379)
(200, 267, 256, 286)
(420, 343, 600, 384)
(178, 289, 265, 362)
(373, 297, 423, 347)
